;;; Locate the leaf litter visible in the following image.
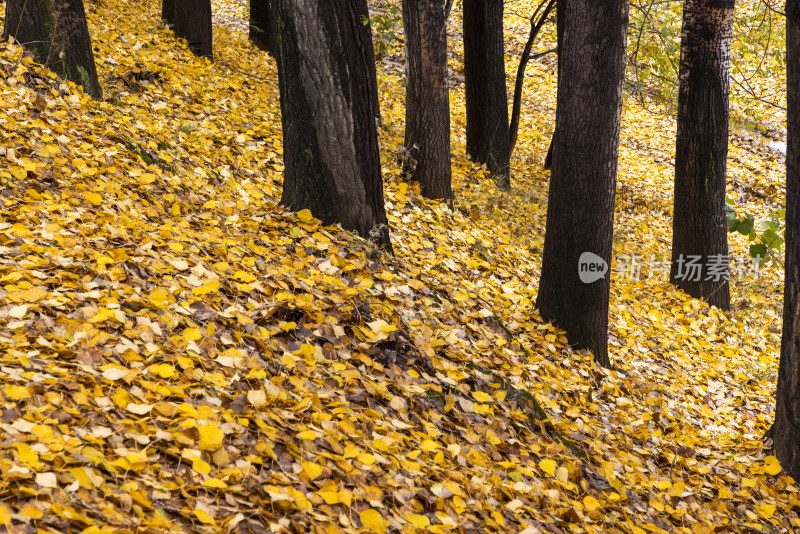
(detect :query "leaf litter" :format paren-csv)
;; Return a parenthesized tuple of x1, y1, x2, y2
(0, 0, 797, 532)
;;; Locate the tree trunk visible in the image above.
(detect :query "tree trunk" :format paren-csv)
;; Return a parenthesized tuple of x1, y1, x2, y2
(509, 0, 555, 156)
(542, 2, 561, 171)
(536, 0, 628, 368)
(669, 0, 734, 310)
(174, 0, 213, 59)
(463, 0, 510, 188)
(3, 0, 102, 99)
(402, 0, 453, 203)
(249, 0, 275, 55)
(774, 0, 800, 482)
(162, 0, 175, 26)
(273, 0, 392, 251)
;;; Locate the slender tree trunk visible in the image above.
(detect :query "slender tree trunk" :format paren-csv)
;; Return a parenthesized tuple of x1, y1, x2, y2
(774, 0, 800, 482)
(509, 0, 555, 155)
(402, 0, 453, 203)
(463, 0, 511, 187)
(669, 0, 734, 310)
(543, 2, 561, 171)
(536, 0, 628, 368)
(356, 1, 382, 124)
(174, 0, 213, 59)
(249, 0, 276, 55)
(162, 0, 175, 26)
(3, 0, 102, 99)
(273, 0, 392, 251)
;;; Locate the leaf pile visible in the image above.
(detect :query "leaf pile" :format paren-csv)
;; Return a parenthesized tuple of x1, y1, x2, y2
(0, 0, 797, 532)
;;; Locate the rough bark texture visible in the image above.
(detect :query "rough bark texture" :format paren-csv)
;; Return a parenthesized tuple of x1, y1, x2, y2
(273, 0, 391, 251)
(162, 0, 175, 26)
(402, 0, 453, 203)
(463, 0, 510, 187)
(3, 0, 102, 99)
(536, 0, 628, 368)
(174, 0, 213, 59)
(669, 0, 734, 310)
(249, 0, 276, 55)
(774, 0, 800, 483)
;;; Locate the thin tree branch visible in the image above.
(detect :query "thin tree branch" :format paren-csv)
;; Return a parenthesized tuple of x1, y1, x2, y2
(508, 0, 556, 155)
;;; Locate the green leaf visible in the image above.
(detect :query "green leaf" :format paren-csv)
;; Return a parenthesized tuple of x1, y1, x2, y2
(749, 244, 768, 263)
(737, 214, 755, 236)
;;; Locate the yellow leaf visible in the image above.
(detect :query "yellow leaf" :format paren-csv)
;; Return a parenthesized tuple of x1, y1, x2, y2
(192, 456, 211, 475)
(302, 461, 323, 481)
(149, 364, 176, 378)
(764, 456, 782, 476)
(654, 480, 672, 490)
(297, 209, 314, 223)
(90, 308, 118, 323)
(556, 466, 569, 482)
(197, 424, 224, 450)
(406, 513, 430, 528)
(583, 495, 600, 512)
(14, 443, 40, 468)
(318, 488, 339, 504)
(4, 386, 29, 401)
(539, 459, 556, 477)
(358, 453, 376, 466)
(204, 478, 227, 489)
(149, 288, 169, 307)
(193, 509, 215, 525)
(755, 503, 776, 519)
(420, 439, 439, 451)
(85, 192, 103, 206)
(183, 328, 202, 342)
(360, 509, 386, 534)
(138, 173, 157, 185)
(718, 486, 734, 499)
(471, 391, 490, 403)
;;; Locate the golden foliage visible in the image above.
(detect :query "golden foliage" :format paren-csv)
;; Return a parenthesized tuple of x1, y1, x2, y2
(0, 0, 795, 532)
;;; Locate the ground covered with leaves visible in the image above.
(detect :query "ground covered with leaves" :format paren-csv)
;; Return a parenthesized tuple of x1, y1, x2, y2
(0, 0, 797, 532)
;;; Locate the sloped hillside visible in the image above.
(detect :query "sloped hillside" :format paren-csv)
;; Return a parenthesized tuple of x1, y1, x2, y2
(0, 0, 797, 532)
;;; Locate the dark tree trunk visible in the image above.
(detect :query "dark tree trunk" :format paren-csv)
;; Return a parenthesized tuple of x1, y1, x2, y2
(174, 0, 213, 59)
(669, 0, 734, 310)
(509, 0, 555, 156)
(402, 0, 453, 203)
(162, 0, 175, 26)
(463, 0, 510, 187)
(356, 2, 382, 124)
(273, 0, 392, 251)
(249, 0, 276, 56)
(774, 0, 800, 483)
(536, 0, 628, 368)
(543, 2, 561, 171)
(3, 0, 102, 99)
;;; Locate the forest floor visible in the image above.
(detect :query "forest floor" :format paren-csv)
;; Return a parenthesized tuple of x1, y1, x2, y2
(0, 0, 797, 532)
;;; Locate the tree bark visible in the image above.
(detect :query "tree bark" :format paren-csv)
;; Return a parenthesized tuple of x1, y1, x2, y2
(249, 0, 276, 55)
(774, 0, 800, 483)
(273, 0, 392, 251)
(509, 0, 555, 156)
(669, 0, 734, 310)
(536, 0, 628, 368)
(3, 0, 102, 99)
(174, 0, 213, 59)
(162, 0, 175, 26)
(463, 0, 511, 188)
(402, 0, 453, 203)
(543, 1, 561, 171)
